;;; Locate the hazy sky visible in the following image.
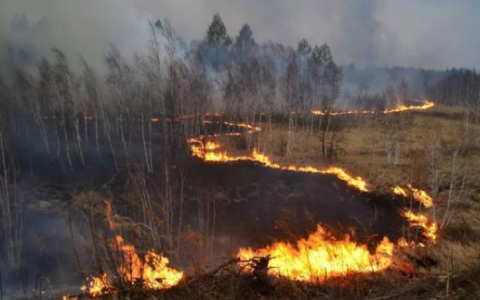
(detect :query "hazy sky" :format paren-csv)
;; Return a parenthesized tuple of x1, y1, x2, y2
(1, 0, 479, 69)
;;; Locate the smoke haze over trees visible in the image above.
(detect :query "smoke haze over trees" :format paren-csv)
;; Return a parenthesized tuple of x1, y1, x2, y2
(3, 0, 480, 70)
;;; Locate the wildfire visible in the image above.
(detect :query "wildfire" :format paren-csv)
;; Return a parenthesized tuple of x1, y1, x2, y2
(222, 121, 261, 133)
(114, 235, 184, 289)
(79, 238, 183, 296)
(408, 185, 434, 208)
(189, 139, 369, 192)
(237, 225, 395, 282)
(81, 274, 111, 297)
(80, 235, 183, 297)
(190, 120, 438, 248)
(383, 100, 435, 114)
(401, 210, 438, 243)
(392, 185, 433, 208)
(312, 100, 434, 116)
(312, 109, 375, 116)
(392, 186, 408, 197)
(79, 202, 184, 297)
(72, 107, 438, 298)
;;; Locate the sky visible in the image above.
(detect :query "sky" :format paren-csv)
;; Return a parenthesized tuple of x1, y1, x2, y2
(1, 0, 479, 70)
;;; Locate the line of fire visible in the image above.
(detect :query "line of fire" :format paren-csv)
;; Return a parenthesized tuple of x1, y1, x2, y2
(2, 10, 480, 300)
(76, 104, 439, 299)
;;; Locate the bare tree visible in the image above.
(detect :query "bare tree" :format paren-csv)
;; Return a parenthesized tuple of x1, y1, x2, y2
(80, 57, 102, 161)
(52, 48, 76, 170)
(282, 50, 300, 159)
(0, 74, 22, 270)
(309, 44, 342, 159)
(383, 84, 410, 165)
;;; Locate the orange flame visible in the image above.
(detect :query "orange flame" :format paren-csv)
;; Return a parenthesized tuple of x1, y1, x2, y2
(80, 235, 183, 296)
(408, 184, 434, 208)
(383, 100, 435, 114)
(401, 210, 437, 243)
(79, 202, 183, 297)
(189, 139, 369, 192)
(237, 225, 394, 282)
(312, 109, 375, 116)
(312, 100, 434, 116)
(392, 186, 408, 197)
(81, 274, 111, 297)
(114, 235, 184, 289)
(392, 185, 433, 208)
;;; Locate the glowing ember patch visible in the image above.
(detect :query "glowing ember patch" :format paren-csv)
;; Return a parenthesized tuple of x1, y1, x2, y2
(237, 225, 394, 282)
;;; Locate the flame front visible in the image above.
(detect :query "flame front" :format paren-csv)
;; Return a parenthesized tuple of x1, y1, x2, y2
(312, 100, 434, 116)
(392, 185, 433, 208)
(383, 100, 434, 114)
(312, 109, 375, 116)
(401, 210, 438, 242)
(190, 140, 369, 192)
(80, 235, 183, 296)
(237, 225, 394, 282)
(79, 202, 184, 297)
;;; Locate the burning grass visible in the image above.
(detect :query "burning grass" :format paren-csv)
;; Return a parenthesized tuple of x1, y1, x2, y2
(237, 225, 395, 282)
(311, 99, 434, 116)
(61, 103, 464, 300)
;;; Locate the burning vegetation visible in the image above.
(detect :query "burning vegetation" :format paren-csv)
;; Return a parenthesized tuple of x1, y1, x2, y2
(2, 10, 480, 300)
(71, 114, 438, 299)
(311, 100, 435, 116)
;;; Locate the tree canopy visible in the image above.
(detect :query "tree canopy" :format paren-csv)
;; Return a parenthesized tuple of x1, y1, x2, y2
(205, 13, 232, 47)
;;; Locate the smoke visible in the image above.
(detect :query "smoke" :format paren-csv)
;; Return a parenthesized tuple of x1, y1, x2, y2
(0, 0, 152, 73)
(132, 0, 480, 69)
(1, 0, 478, 73)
